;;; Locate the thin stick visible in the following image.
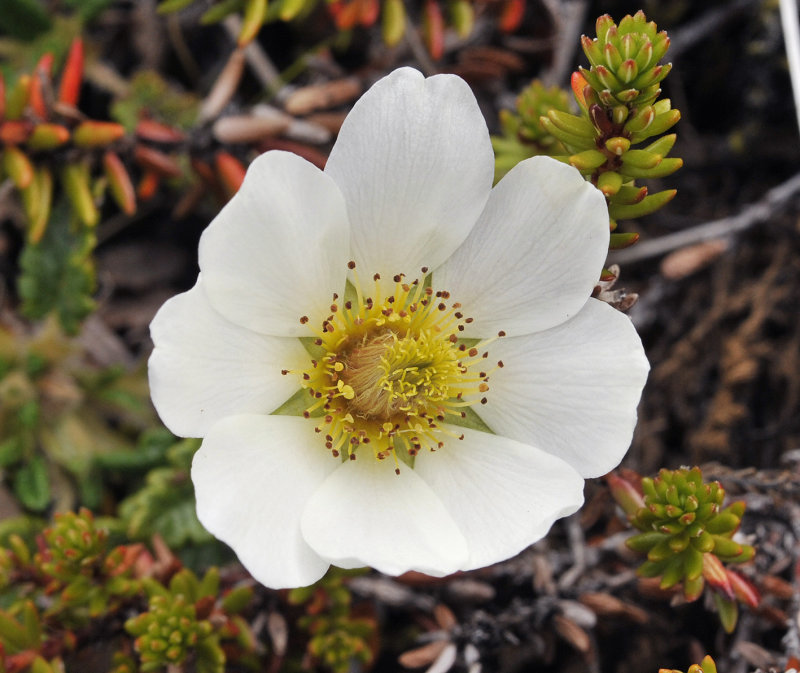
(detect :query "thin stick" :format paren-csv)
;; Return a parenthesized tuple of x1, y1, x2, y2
(609, 171, 800, 265)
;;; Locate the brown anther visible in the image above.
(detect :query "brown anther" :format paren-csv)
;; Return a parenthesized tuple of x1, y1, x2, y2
(373, 273, 381, 280)
(300, 316, 309, 324)
(348, 261, 356, 269)
(314, 338, 323, 345)
(281, 369, 289, 375)
(402, 284, 410, 291)
(449, 334, 458, 343)
(479, 383, 489, 392)
(480, 397, 488, 404)
(303, 411, 310, 418)
(330, 304, 338, 312)
(387, 296, 395, 303)
(395, 468, 401, 475)
(438, 303, 446, 311)
(468, 348, 478, 357)
(302, 373, 310, 380)
(326, 442, 333, 449)
(498, 330, 506, 337)
(454, 312, 463, 319)
(482, 352, 488, 358)
(332, 450, 340, 457)
(393, 274, 402, 282)
(458, 434, 465, 440)
(425, 288, 433, 296)
(465, 317, 473, 323)
(497, 360, 504, 367)
(421, 266, 429, 273)
(349, 453, 356, 460)
(479, 372, 486, 377)
(457, 325, 464, 331)
(332, 292, 339, 300)
(344, 301, 352, 309)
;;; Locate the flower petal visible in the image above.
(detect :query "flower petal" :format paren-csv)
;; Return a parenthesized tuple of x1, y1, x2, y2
(414, 427, 584, 570)
(324, 67, 493, 278)
(435, 156, 609, 337)
(477, 299, 649, 478)
(300, 456, 468, 576)
(192, 414, 338, 589)
(199, 151, 350, 336)
(149, 278, 308, 437)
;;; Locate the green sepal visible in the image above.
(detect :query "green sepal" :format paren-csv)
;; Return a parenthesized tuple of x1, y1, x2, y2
(647, 538, 674, 562)
(618, 157, 682, 179)
(620, 149, 662, 169)
(539, 117, 594, 150)
(637, 558, 668, 577)
(643, 133, 677, 156)
(683, 573, 705, 601)
(220, 585, 254, 615)
(668, 531, 690, 553)
(596, 170, 623, 196)
(684, 546, 704, 581)
(659, 556, 684, 589)
(711, 536, 743, 558)
(722, 544, 755, 564)
(705, 511, 741, 535)
(609, 232, 639, 249)
(544, 109, 596, 139)
(630, 62, 671, 90)
(630, 109, 680, 143)
(569, 149, 607, 171)
(712, 592, 739, 633)
(624, 105, 655, 133)
(198, 567, 220, 599)
(609, 189, 676, 219)
(626, 531, 666, 552)
(723, 501, 746, 519)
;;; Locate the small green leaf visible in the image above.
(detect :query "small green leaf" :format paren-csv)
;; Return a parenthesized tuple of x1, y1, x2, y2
(14, 456, 50, 512)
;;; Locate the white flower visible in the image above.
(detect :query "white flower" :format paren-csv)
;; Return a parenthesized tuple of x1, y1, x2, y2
(148, 68, 649, 589)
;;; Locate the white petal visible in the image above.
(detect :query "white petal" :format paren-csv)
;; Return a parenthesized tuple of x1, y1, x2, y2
(477, 299, 649, 478)
(435, 156, 609, 337)
(325, 67, 493, 278)
(199, 151, 349, 336)
(300, 455, 468, 576)
(192, 414, 338, 589)
(148, 278, 308, 437)
(414, 427, 584, 570)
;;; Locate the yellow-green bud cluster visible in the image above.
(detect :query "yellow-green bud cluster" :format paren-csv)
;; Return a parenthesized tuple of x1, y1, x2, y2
(307, 618, 375, 673)
(626, 467, 754, 600)
(492, 81, 571, 180)
(126, 595, 216, 673)
(579, 12, 671, 108)
(545, 11, 682, 236)
(38, 508, 108, 582)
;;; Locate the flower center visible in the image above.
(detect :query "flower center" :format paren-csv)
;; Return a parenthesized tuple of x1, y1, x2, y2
(284, 263, 504, 472)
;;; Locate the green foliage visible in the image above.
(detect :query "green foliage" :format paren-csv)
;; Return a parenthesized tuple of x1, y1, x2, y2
(0, 319, 154, 514)
(492, 81, 571, 180)
(118, 438, 213, 550)
(18, 201, 96, 335)
(0, 512, 259, 672)
(126, 594, 219, 672)
(493, 11, 681, 246)
(609, 467, 760, 633)
(289, 569, 376, 673)
(0, 0, 52, 40)
(110, 70, 200, 131)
